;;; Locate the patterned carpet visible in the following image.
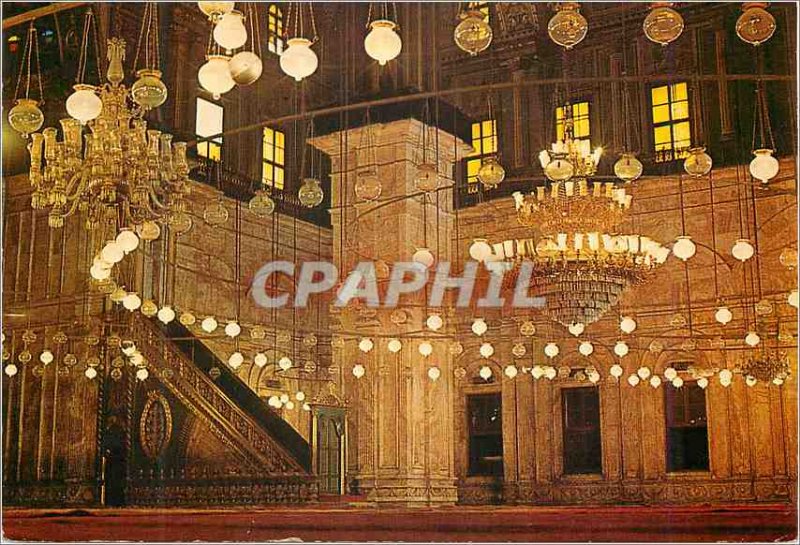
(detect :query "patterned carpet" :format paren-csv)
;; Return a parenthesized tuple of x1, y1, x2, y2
(3, 503, 796, 542)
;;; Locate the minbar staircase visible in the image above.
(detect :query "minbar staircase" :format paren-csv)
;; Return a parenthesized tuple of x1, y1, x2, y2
(127, 314, 317, 505)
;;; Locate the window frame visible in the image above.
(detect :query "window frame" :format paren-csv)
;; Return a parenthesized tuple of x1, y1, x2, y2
(466, 392, 503, 477)
(262, 126, 286, 190)
(195, 96, 223, 162)
(267, 3, 285, 55)
(555, 100, 591, 145)
(664, 381, 710, 472)
(465, 118, 499, 191)
(561, 386, 603, 476)
(650, 82, 692, 163)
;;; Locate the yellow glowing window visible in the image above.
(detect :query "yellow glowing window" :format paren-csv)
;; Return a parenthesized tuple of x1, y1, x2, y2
(651, 82, 691, 162)
(467, 119, 498, 188)
(262, 127, 285, 190)
(468, 1, 489, 22)
(196, 97, 222, 162)
(556, 101, 590, 144)
(267, 4, 285, 55)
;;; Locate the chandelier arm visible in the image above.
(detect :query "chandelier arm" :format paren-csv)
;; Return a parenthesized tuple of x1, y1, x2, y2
(63, 171, 87, 199)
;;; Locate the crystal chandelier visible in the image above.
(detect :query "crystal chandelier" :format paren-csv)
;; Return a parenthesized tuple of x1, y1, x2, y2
(470, 105, 669, 327)
(482, 232, 669, 327)
(28, 37, 190, 231)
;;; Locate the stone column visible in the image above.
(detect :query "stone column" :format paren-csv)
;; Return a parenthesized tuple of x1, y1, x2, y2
(310, 118, 472, 506)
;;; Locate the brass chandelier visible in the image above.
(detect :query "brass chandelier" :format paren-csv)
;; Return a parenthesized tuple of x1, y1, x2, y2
(470, 105, 669, 328)
(27, 8, 190, 232)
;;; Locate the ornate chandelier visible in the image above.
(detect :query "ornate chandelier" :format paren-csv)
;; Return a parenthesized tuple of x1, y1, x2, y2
(28, 38, 191, 231)
(469, 103, 669, 328)
(741, 351, 790, 384)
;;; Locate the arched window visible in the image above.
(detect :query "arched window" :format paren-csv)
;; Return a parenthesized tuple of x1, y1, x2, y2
(267, 4, 285, 55)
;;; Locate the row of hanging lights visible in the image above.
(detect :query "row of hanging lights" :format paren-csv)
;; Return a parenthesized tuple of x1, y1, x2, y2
(547, 2, 776, 50)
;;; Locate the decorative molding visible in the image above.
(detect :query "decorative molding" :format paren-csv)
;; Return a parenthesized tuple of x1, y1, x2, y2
(139, 391, 173, 461)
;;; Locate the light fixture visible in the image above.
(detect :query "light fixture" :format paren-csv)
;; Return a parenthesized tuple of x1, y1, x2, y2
(228, 352, 244, 369)
(610, 364, 624, 378)
(359, 338, 374, 353)
(613, 152, 644, 183)
(364, 19, 402, 65)
(280, 37, 319, 81)
(224, 321, 241, 337)
(454, 7, 492, 56)
(298, 178, 324, 208)
(479, 366, 493, 380)
(249, 190, 276, 217)
(477, 157, 506, 189)
(8, 23, 45, 137)
(663, 367, 677, 381)
(414, 163, 440, 193)
(683, 147, 713, 177)
(156, 306, 176, 324)
(354, 173, 382, 201)
(116, 229, 140, 253)
(672, 236, 696, 261)
(732, 238, 755, 262)
(547, 2, 588, 50)
(614, 341, 629, 358)
(620, 316, 637, 334)
(512, 343, 527, 358)
(285, 400, 296, 410)
(229, 50, 263, 86)
(579, 341, 594, 357)
(745, 331, 761, 347)
(426, 314, 444, 331)
(469, 239, 493, 262)
(213, 10, 248, 52)
(479, 343, 494, 359)
(254, 353, 268, 367)
(637, 366, 651, 380)
(742, 351, 790, 383)
(412, 247, 435, 269)
(750, 149, 779, 184)
(122, 293, 142, 311)
(649, 375, 662, 388)
(697, 377, 709, 389)
(199, 54, 235, 99)
(544, 366, 557, 380)
(141, 300, 158, 317)
(39, 350, 54, 365)
(671, 376, 684, 388)
(736, 2, 776, 46)
(387, 339, 402, 353)
(419, 342, 434, 357)
(627, 374, 640, 387)
(296, 391, 306, 401)
(472, 318, 488, 336)
(544, 343, 559, 359)
(504, 365, 518, 379)
(5, 364, 19, 377)
(32, 35, 190, 231)
(588, 370, 601, 384)
(179, 311, 196, 326)
(715, 306, 733, 325)
(519, 321, 536, 337)
(66, 84, 103, 125)
(85, 366, 98, 379)
(643, 2, 684, 46)
(531, 365, 544, 379)
(201, 316, 218, 333)
(278, 356, 293, 371)
(568, 322, 585, 336)
(198, 1, 234, 21)
(280, 394, 290, 404)
(427, 366, 441, 381)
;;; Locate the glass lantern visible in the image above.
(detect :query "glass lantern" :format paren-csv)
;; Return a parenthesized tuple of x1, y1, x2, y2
(454, 9, 493, 56)
(298, 177, 324, 207)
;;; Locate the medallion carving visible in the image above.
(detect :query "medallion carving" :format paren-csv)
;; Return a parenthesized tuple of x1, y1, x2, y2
(140, 391, 173, 460)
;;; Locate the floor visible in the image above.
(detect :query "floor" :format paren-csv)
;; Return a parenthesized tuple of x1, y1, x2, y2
(3, 503, 797, 542)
